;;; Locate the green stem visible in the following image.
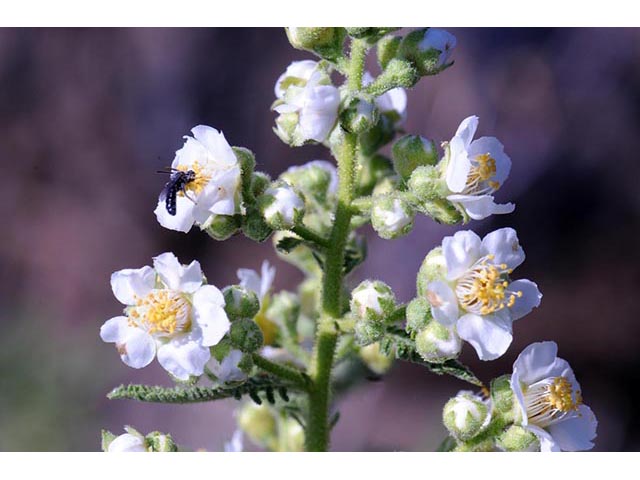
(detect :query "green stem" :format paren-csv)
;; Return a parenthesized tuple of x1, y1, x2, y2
(251, 353, 311, 391)
(348, 39, 368, 91)
(291, 224, 329, 248)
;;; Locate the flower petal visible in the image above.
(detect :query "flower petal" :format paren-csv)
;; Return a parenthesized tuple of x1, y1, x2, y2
(454, 115, 479, 148)
(100, 316, 132, 344)
(442, 230, 482, 280)
(107, 433, 147, 452)
(110, 266, 155, 306)
(298, 84, 340, 142)
(481, 227, 525, 270)
(526, 425, 561, 452)
(153, 252, 203, 293)
(192, 285, 230, 347)
(508, 279, 542, 320)
(156, 333, 210, 380)
(191, 125, 237, 168)
(208, 349, 247, 383)
(468, 136, 511, 186)
(447, 194, 515, 220)
(154, 196, 196, 233)
(457, 312, 513, 361)
(446, 136, 472, 193)
(119, 328, 156, 369)
(512, 341, 560, 386)
(425, 281, 459, 326)
(547, 405, 597, 452)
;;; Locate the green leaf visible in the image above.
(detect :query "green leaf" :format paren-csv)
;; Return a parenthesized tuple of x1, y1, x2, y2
(107, 375, 301, 404)
(381, 327, 483, 387)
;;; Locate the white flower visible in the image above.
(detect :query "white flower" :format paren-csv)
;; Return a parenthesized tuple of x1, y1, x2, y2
(237, 260, 276, 305)
(208, 349, 247, 383)
(363, 72, 407, 125)
(371, 195, 414, 239)
(446, 116, 515, 220)
(154, 125, 242, 233)
(100, 252, 230, 380)
(274, 60, 318, 99)
(107, 428, 147, 452)
(273, 63, 340, 144)
(262, 184, 305, 229)
(419, 28, 457, 67)
(510, 342, 597, 452)
(224, 429, 244, 452)
(425, 228, 542, 360)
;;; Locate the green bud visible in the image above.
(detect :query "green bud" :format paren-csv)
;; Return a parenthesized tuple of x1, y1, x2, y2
(372, 175, 400, 196)
(350, 280, 396, 323)
(237, 351, 255, 374)
(420, 198, 463, 225)
(359, 115, 396, 156)
(356, 154, 394, 196)
(238, 403, 277, 448)
(454, 438, 497, 452)
(232, 146, 256, 200)
(371, 194, 415, 240)
(392, 135, 438, 181)
(407, 165, 446, 201)
(258, 182, 305, 230)
(399, 28, 457, 76)
(146, 431, 178, 452)
(405, 297, 432, 336)
(286, 27, 346, 61)
(242, 206, 273, 242)
(223, 285, 260, 321)
(368, 58, 419, 95)
(101, 430, 117, 452)
(280, 160, 337, 205)
(346, 27, 399, 41)
(273, 110, 302, 146)
(341, 97, 379, 134)
(443, 391, 491, 442)
(377, 36, 401, 70)
(359, 342, 394, 375)
(497, 425, 539, 452)
(229, 318, 264, 353)
(490, 375, 518, 423)
(415, 320, 461, 363)
(205, 214, 241, 241)
(354, 316, 386, 345)
(251, 172, 272, 198)
(416, 247, 447, 297)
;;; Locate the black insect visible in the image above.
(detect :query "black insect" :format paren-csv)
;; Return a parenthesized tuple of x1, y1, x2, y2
(158, 168, 197, 215)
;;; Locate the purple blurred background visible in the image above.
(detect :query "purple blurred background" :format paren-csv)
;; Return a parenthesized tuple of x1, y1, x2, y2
(0, 28, 639, 451)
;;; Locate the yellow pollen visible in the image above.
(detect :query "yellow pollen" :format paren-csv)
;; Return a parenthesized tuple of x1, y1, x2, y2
(548, 377, 581, 413)
(524, 376, 582, 428)
(463, 153, 499, 195)
(177, 162, 211, 196)
(130, 290, 191, 335)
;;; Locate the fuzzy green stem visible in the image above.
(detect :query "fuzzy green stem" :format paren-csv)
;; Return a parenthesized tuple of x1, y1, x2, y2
(348, 39, 368, 91)
(291, 224, 329, 248)
(251, 353, 311, 390)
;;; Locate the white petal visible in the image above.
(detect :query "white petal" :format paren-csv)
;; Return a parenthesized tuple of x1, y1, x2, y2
(508, 279, 542, 320)
(447, 194, 515, 220)
(274, 60, 318, 98)
(237, 268, 262, 296)
(100, 316, 132, 344)
(209, 349, 247, 383)
(468, 136, 511, 186)
(526, 425, 560, 452)
(298, 85, 340, 142)
(154, 196, 196, 233)
(481, 227, 525, 270)
(512, 341, 560, 386)
(442, 230, 482, 280)
(547, 405, 597, 451)
(446, 136, 472, 193)
(192, 285, 230, 347)
(259, 261, 276, 299)
(107, 433, 147, 452)
(454, 115, 479, 148)
(426, 281, 459, 326)
(153, 252, 203, 293)
(157, 333, 210, 380)
(457, 313, 513, 361)
(119, 329, 156, 369)
(224, 429, 244, 452)
(110, 266, 155, 306)
(191, 125, 237, 168)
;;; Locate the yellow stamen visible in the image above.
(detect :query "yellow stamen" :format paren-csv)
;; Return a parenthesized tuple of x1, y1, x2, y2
(129, 290, 191, 335)
(524, 376, 582, 428)
(177, 162, 211, 196)
(463, 152, 499, 195)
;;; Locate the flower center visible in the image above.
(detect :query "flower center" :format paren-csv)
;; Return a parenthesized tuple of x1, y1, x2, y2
(455, 255, 522, 315)
(524, 376, 582, 428)
(177, 162, 211, 196)
(464, 153, 500, 195)
(129, 289, 191, 335)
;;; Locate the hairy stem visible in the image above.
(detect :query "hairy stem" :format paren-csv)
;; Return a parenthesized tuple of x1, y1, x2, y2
(291, 224, 329, 248)
(251, 353, 311, 390)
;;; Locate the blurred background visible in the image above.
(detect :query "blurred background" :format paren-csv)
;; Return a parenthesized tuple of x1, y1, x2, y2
(0, 28, 638, 451)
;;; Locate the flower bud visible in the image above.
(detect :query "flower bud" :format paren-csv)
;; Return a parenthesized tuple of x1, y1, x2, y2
(354, 316, 386, 345)
(229, 318, 264, 353)
(420, 198, 463, 225)
(281, 160, 337, 205)
(392, 135, 438, 181)
(205, 214, 241, 241)
(103, 426, 148, 452)
(146, 431, 178, 452)
(359, 115, 396, 156)
(377, 36, 401, 70)
(232, 146, 256, 200)
(242, 206, 273, 242)
(259, 183, 305, 230)
(346, 27, 399, 41)
(238, 403, 277, 448)
(443, 391, 490, 441)
(405, 297, 432, 336)
(223, 285, 260, 321)
(415, 320, 461, 363)
(371, 194, 415, 240)
(351, 280, 396, 323)
(341, 97, 379, 134)
(416, 247, 447, 297)
(497, 425, 539, 452)
(286, 28, 346, 60)
(251, 172, 272, 198)
(370, 58, 419, 93)
(359, 342, 394, 375)
(356, 154, 394, 197)
(399, 28, 457, 76)
(490, 375, 517, 423)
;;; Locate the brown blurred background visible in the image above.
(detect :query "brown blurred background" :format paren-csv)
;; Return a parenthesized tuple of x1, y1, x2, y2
(0, 28, 638, 451)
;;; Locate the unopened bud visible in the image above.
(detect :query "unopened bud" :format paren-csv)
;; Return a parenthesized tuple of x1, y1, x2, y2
(393, 135, 438, 181)
(497, 425, 539, 452)
(405, 297, 432, 336)
(223, 285, 260, 321)
(259, 183, 305, 230)
(377, 36, 401, 70)
(350, 280, 396, 323)
(371, 194, 415, 240)
(415, 320, 461, 363)
(356, 154, 394, 196)
(341, 97, 379, 134)
(399, 28, 457, 76)
(359, 342, 394, 375)
(205, 214, 241, 241)
(286, 27, 346, 61)
(416, 247, 447, 297)
(443, 391, 490, 441)
(146, 431, 178, 452)
(229, 318, 264, 353)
